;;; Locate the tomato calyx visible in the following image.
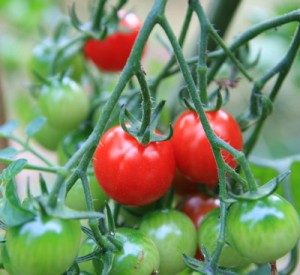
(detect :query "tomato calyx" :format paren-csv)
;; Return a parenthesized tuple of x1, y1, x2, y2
(229, 170, 291, 201)
(120, 100, 173, 145)
(70, 1, 127, 40)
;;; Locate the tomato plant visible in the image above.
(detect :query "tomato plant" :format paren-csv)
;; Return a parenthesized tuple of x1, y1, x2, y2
(1, 1, 300, 275)
(93, 125, 176, 206)
(83, 10, 143, 73)
(139, 209, 197, 275)
(38, 77, 90, 131)
(5, 215, 81, 275)
(172, 109, 243, 184)
(227, 194, 300, 264)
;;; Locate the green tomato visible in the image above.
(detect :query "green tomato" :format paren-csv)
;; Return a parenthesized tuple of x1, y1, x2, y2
(139, 209, 197, 275)
(110, 228, 160, 275)
(119, 203, 157, 227)
(38, 77, 90, 131)
(33, 120, 68, 151)
(227, 194, 300, 264)
(65, 176, 109, 212)
(5, 215, 81, 275)
(198, 208, 250, 268)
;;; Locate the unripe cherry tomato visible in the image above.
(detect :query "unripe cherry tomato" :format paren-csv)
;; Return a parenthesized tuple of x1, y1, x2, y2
(5, 215, 81, 275)
(38, 77, 90, 131)
(198, 208, 251, 268)
(227, 194, 300, 264)
(139, 209, 197, 275)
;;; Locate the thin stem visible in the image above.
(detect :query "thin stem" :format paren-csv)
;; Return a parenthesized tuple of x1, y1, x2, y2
(0, 158, 66, 175)
(135, 69, 152, 144)
(207, 9, 300, 83)
(92, 0, 107, 31)
(245, 24, 300, 156)
(150, 6, 194, 93)
(9, 136, 55, 167)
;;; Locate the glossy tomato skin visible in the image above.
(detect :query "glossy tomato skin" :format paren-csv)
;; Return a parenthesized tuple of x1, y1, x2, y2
(109, 228, 160, 275)
(181, 194, 220, 228)
(38, 77, 90, 131)
(198, 208, 250, 268)
(172, 109, 243, 184)
(139, 209, 197, 275)
(93, 125, 176, 206)
(5, 216, 81, 275)
(227, 194, 300, 264)
(84, 11, 143, 72)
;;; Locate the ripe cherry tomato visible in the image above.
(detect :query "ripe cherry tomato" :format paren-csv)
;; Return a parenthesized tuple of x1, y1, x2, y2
(181, 194, 220, 228)
(172, 109, 243, 184)
(5, 215, 81, 275)
(139, 209, 197, 275)
(227, 194, 300, 264)
(198, 208, 250, 268)
(93, 125, 176, 206)
(38, 77, 90, 131)
(83, 10, 144, 72)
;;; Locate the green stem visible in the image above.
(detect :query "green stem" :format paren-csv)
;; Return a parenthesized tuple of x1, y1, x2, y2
(92, 0, 107, 31)
(0, 158, 65, 175)
(208, 9, 300, 83)
(150, 6, 194, 93)
(135, 69, 152, 144)
(10, 136, 55, 167)
(245, 24, 300, 156)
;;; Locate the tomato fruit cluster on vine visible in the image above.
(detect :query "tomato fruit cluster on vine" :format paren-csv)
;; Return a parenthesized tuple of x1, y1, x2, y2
(1, 3, 300, 275)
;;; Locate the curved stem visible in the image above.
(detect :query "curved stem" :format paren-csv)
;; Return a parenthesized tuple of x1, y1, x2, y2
(207, 9, 300, 83)
(245, 24, 300, 156)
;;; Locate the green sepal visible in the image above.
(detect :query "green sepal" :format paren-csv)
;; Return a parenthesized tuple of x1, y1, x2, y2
(229, 170, 290, 201)
(0, 179, 35, 227)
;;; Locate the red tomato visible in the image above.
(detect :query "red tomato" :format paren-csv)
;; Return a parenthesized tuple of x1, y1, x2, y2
(181, 194, 220, 228)
(83, 10, 143, 72)
(93, 125, 176, 206)
(172, 109, 243, 184)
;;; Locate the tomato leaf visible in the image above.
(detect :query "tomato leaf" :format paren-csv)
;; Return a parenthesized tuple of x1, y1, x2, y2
(290, 161, 300, 215)
(0, 159, 27, 186)
(230, 170, 290, 201)
(0, 147, 18, 159)
(0, 120, 19, 138)
(25, 116, 46, 137)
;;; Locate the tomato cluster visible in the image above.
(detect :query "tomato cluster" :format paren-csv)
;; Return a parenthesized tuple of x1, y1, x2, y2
(2, 4, 300, 275)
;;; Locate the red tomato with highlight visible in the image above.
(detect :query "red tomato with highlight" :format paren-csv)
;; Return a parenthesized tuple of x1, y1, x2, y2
(93, 125, 176, 206)
(83, 10, 143, 72)
(181, 194, 220, 228)
(172, 109, 243, 184)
